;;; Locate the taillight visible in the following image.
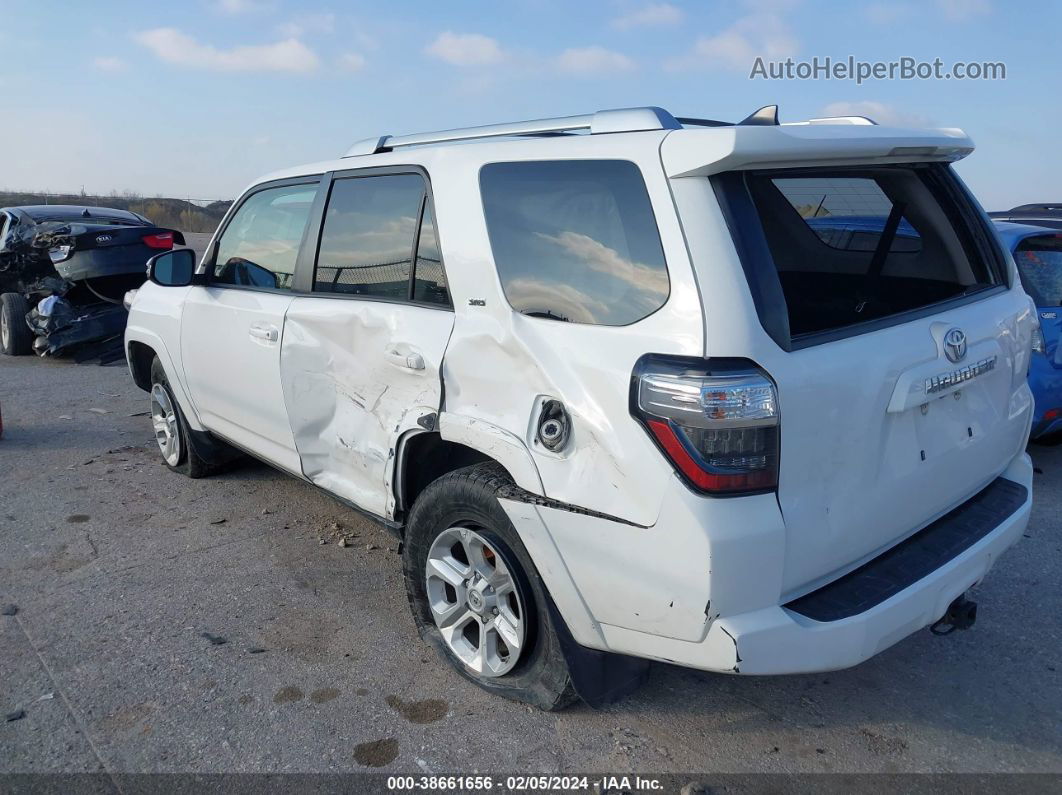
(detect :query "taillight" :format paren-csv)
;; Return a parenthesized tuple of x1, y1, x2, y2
(632, 355, 779, 496)
(142, 232, 174, 250)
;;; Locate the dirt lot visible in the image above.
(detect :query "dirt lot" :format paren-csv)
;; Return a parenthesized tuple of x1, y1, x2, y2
(1, 353, 1060, 778)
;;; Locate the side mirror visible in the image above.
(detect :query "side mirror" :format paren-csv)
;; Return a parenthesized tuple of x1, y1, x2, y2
(147, 249, 196, 287)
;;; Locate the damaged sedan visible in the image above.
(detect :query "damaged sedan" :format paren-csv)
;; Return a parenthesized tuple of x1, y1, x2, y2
(0, 205, 184, 360)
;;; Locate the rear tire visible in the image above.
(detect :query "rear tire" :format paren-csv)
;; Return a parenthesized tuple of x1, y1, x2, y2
(0, 293, 32, 356)
(402, 462, 577, 711)
(149, 357, 218, 479)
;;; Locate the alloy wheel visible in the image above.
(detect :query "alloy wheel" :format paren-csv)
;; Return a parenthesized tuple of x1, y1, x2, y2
(425, 527, 526, 677)
(150, 383, 181, 466)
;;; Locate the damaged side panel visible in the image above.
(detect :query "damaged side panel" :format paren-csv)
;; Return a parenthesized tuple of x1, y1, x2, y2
(279, 296, 454, 518)
(431, 137, 705, 528)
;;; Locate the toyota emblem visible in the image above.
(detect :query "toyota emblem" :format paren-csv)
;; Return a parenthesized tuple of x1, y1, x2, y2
(943, 328, 967, 363)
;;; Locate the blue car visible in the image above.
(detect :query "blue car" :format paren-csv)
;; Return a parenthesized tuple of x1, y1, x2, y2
(993, 221, 1062, 440)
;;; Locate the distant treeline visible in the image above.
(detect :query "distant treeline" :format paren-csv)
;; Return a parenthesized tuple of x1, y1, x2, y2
(0, 191, 233, 233)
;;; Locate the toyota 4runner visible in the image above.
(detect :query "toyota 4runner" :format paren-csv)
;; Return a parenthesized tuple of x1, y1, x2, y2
(125, 106, 1036, 710)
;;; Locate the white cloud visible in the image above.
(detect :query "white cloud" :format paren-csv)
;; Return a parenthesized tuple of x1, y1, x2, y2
(537, 231, 668, 299)
(337, 52, 366, 72)
(936, 0, 991, 20)
(134, 28, 320, 73)
(92, 56, 127, 72)
(214, 0, 273, 14)
(667, 11, 798, 71)
(425, 32, 504, 66)
(277, 12, 335, 38)
(555, 46, 636, 75)
(820, 101, 933, 127)
(611, 3, 683, 29)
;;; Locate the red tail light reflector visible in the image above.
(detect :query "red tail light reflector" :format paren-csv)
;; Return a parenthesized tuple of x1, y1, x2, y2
(142, 233, 174, 250)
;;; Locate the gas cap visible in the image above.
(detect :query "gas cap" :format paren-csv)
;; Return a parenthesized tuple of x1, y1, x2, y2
(537, 399, 570, 452)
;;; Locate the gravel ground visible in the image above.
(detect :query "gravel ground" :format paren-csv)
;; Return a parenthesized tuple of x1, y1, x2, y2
(0, 354, 1060, 778)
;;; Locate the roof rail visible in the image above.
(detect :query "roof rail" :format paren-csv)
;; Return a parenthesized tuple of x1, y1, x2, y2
(343, 106, 681, 157)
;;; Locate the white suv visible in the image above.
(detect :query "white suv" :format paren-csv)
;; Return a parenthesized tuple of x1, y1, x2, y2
(125, 106, 1036, 710)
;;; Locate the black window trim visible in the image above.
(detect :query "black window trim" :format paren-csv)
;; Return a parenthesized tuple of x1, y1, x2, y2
(711, 162, 1010, 352)
(477, 157, 672, 328)
(202, 175, 324, 296)
(298, 164, 453, 312)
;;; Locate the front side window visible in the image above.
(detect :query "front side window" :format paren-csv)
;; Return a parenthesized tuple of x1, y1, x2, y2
(213, 183, 317, 290)
(1015, 233, 1062, 306)
(480, 160, 669, 326)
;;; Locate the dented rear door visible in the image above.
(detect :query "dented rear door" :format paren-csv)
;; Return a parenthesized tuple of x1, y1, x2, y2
(280, 169, 454, 518)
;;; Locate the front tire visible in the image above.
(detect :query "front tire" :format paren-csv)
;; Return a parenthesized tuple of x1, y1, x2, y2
(149, 357, 215, 478)
(0, 293, 32, 356)
(402, 463, 577, 711)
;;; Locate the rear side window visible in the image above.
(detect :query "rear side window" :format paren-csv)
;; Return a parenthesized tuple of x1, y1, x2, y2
(213, 183, 317, 290)
(480, 160, 669, 326)
(314, 173, 449, 306)
(727, 164, 1001, 341)
(1014, 234, 1062, 306)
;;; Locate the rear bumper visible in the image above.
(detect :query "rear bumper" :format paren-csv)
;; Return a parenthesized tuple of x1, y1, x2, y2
(722, 458, 1031, 674)
(508, 451, 1032, 676)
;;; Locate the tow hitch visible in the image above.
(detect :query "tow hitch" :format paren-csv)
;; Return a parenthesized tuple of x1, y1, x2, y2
(930, 594, 978, 635)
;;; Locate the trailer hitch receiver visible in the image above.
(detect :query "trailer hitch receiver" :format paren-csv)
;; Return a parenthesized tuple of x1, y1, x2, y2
(930, 594, 978, 636)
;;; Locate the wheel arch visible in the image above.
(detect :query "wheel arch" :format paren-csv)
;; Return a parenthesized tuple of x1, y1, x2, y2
(126, 340, 156, 392)
(124, 331, 207, 432)
(395, 414, 545, 520)
(395, 431, 504, 519)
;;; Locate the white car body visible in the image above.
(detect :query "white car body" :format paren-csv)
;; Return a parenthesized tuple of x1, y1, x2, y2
(126, 107, 1034, 682)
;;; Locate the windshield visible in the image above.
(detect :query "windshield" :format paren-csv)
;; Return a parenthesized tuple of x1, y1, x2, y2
(1014, 234, 1062, 306)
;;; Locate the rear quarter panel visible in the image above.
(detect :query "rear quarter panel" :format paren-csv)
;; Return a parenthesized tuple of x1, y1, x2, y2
(431, 133, 705, 527)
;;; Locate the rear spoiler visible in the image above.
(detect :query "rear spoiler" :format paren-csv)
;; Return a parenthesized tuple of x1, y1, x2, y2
(662, 124, 975, 178)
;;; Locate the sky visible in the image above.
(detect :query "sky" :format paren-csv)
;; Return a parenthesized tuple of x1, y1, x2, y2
(0, 0, 1057, 210)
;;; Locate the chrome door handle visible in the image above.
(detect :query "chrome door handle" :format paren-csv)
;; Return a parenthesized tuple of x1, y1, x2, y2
(386, 349, 425, 371)
(249, 323, 279, 342)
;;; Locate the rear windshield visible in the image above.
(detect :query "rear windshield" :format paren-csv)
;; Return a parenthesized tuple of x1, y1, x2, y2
(1014, 233, 1062, 306)
(719, 164, 1003, 343)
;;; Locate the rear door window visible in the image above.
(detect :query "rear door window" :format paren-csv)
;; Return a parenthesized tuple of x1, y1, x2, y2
(314, 173, 449, 306)
(480, 160, 669, 326)
(1014, 234, 1062, 306)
